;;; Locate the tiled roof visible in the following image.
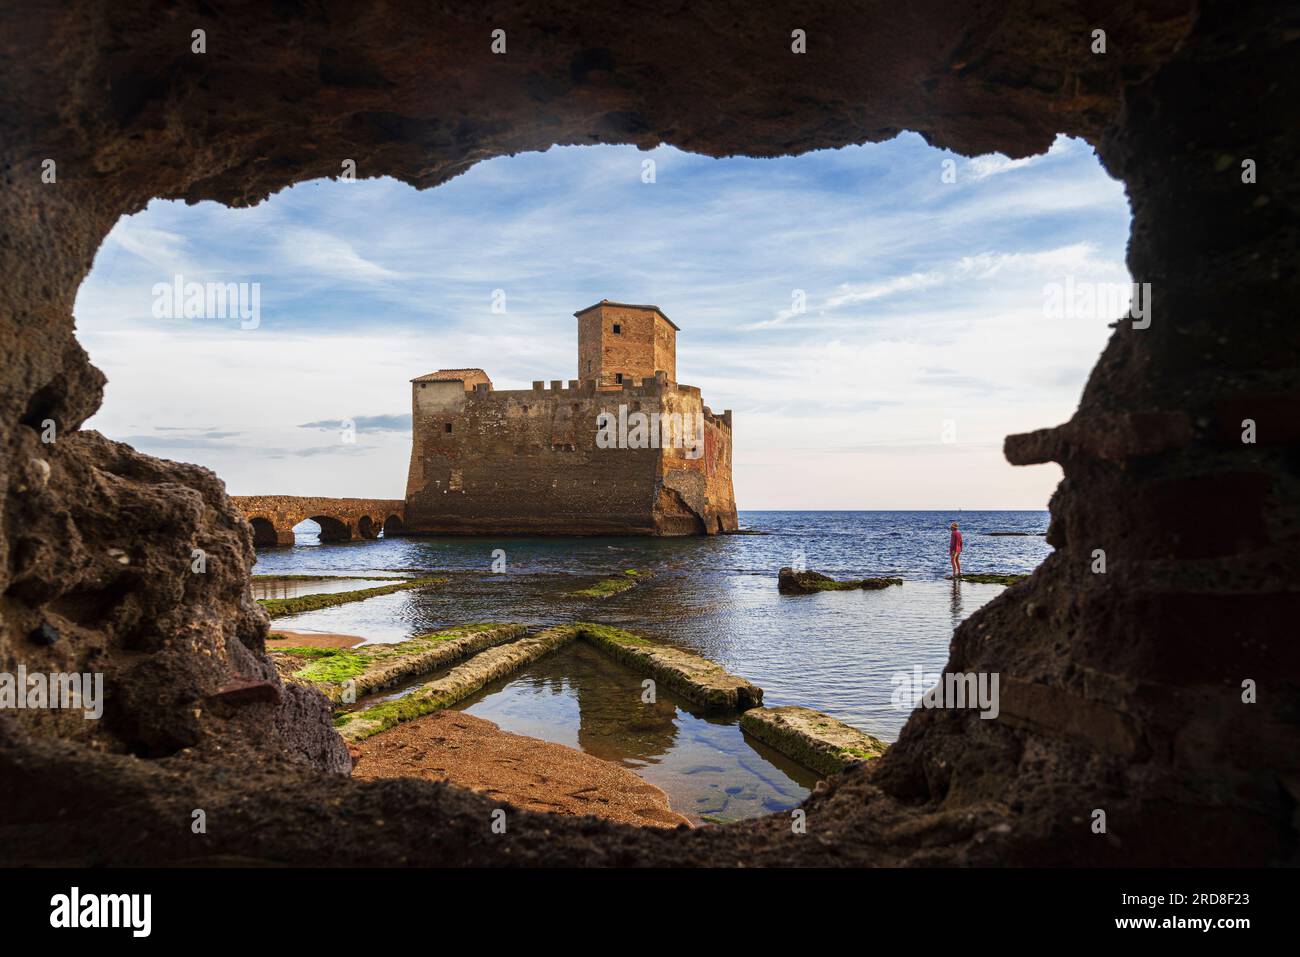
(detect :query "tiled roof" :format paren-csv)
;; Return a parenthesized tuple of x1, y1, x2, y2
(411, 368, 490, 383)
(573, 299, 679, 331)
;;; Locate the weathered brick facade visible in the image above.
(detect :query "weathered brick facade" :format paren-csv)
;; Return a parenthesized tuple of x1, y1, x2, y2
(576, 300, 677, 387)
(232, 495, 405, 545)
(404, 302, 737, 535)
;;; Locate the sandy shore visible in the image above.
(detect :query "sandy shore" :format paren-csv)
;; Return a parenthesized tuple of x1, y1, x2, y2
(267, 630, 365, 649)
(352, 710, 692, 829)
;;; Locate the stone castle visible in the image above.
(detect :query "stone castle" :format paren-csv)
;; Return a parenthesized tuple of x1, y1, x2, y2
(403, 300, 737, 536)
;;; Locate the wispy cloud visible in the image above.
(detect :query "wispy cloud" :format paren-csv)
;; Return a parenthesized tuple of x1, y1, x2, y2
(965, 136, 1071, 180)
(276, 226, 405, 285)
(300, 413, 412, 432)
(75, 133, 1130, 508)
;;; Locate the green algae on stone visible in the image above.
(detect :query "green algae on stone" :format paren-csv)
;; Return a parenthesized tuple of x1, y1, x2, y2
(270, 622, 529, 703)
(568, 569, 648, 598)
(778, 568, 903, 595)
(251, 574, 409, 582)
(257, 576, 445, 618)
(336, 621, 766, 742)
(958, 573, 1028, 585)
(280, 647, 369, 684)
(576, 622, 655, 646)
(739, 705, 888, 777)
(574, 622, 762, 712)
(335, 624, 581, 741)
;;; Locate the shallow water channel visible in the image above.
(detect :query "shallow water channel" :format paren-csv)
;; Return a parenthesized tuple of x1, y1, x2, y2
(256, 511, 1045, 820)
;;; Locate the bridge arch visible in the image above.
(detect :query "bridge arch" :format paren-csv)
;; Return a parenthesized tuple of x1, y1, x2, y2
(304, 514, 351, 543)
(231, 496, 404, 548)
(248, 516, 289, 547)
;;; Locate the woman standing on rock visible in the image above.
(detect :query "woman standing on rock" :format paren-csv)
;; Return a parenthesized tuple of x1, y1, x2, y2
(949, 521, 963, 579)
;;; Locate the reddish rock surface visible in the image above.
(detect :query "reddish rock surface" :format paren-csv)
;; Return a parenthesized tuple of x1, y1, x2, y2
(353, 710, 692, 829)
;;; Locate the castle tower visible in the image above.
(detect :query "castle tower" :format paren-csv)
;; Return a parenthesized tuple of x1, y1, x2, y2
(402, 300, 736, 537)
(575, 300, 677, 387)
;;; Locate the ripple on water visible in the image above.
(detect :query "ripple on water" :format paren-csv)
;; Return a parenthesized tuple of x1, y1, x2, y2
(256, 511, 1046, 813)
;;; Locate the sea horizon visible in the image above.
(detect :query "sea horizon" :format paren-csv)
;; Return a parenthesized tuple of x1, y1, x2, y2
(738, 507, 1050, 512)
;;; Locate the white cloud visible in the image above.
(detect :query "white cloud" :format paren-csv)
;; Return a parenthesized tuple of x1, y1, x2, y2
(74, 137, 1130, 508)
(965, 135, 1072, 181)
(275, 226, 404, 284)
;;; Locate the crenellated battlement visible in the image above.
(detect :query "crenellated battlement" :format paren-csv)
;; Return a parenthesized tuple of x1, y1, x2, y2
(404, 300, 736, 536)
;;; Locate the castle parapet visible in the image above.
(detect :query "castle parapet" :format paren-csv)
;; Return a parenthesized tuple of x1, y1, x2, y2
(404, 301, 737, 536)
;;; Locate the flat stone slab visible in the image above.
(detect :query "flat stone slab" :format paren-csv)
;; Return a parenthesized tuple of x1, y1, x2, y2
(271, 623, 530, 704)
(956, 573, 1027, 585)
(740, 705, 887, 777)
(258, 576, 445, 618)
(576, 623, 762, 712)
(566, 569, 647, 599)
(335, 625, 580, 742)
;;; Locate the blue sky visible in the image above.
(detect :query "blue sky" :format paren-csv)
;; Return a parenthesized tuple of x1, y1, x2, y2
(74, 133, 1131, 508)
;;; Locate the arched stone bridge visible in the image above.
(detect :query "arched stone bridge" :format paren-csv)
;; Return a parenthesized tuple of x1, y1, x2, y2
(232, 496, 405, 547)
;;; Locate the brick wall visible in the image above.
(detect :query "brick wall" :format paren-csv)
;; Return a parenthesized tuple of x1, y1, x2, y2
(403, 377, 734, 535)
(576, 303, 677, 386)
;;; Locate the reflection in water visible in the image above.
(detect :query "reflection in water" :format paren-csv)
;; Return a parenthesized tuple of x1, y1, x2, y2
(454, 642, 819, 822)
(263, 571, 1011, 740)
(255, 511, 1048, 740)
(251, 577, 402, 601)
(253, 512, 1048, 820)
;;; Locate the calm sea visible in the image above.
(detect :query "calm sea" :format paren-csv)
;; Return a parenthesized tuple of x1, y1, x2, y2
(253, 509, 1048, 741)
(255, 510, 1047, 820)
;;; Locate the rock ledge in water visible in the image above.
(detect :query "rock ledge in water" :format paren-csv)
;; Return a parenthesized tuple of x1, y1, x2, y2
(577, 623, 763, 712)
(958, 573, 1028, 585)
(740, 706, 888, 777)
(778, 568, 903, 595)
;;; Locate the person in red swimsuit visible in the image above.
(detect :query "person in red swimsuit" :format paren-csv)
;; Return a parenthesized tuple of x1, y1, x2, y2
(949, 521, 963, 578)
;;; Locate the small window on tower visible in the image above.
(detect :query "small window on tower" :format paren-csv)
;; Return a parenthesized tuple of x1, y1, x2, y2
(615, 373, 624, 384)
(612, 323, 621, 334)
(445, 422, 453, 434)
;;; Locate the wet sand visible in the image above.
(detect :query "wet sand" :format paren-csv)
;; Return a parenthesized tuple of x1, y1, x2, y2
(267, 629, 365, 649)
(351, 711, 692, 829)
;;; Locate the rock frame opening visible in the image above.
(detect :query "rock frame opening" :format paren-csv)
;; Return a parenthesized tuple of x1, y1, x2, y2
(0, 0, 1294, 865)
